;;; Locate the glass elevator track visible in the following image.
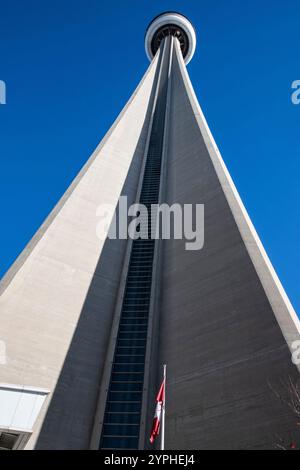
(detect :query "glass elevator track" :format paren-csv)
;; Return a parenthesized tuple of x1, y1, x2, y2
(100, 40, 170, 450)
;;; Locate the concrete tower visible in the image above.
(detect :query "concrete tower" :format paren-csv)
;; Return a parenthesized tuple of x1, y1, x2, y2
(0, 12, 299, 450)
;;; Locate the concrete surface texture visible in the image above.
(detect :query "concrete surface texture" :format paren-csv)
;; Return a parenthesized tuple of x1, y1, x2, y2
(148, 39, 300, 450)
(0, 31, 299, 450)
(0, 53, 160, 449)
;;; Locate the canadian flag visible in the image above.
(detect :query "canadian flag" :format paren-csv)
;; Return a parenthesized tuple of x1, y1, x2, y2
(150, 376, 165, 444)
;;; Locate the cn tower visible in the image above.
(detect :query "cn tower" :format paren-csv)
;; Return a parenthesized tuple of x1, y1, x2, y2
(0, 12, 299, 450)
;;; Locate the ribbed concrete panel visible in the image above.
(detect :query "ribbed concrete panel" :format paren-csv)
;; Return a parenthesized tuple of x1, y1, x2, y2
(1, 13, 299, 450)
(155, 40, 300, 450)
(0, 53, 160, 449)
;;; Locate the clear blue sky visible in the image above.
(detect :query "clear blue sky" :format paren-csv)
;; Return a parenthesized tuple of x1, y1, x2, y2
(0, 0, 299, 313)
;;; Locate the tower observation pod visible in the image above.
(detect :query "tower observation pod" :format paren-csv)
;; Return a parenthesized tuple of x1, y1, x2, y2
(0, 12, 299, 451)
(145, 11, 196, 64)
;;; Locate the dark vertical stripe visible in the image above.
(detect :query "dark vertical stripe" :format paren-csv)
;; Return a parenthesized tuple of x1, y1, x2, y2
(99, 38, 171, 450)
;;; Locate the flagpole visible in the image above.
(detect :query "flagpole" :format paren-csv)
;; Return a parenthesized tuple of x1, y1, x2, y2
(161, 364, 166, 451)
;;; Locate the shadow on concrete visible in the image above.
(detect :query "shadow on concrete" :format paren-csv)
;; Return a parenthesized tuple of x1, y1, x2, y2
(34, 82, 159, 449)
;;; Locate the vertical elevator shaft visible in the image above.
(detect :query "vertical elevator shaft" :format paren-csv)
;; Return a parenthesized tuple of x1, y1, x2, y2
(100, 38, 171, 450)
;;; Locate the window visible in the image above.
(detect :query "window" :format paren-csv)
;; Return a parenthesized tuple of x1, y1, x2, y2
(102, 424, 139, 437)
(106, 402, 142, 413)
(101, 436, 139, 449)
(0, 384, 49, 450)
(0, 431, 30, 450)
(113, 363, 144, 373)
(105, 413, 141, 424)
(110, 383, 143, 393)
(108, 391, 143, 402)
